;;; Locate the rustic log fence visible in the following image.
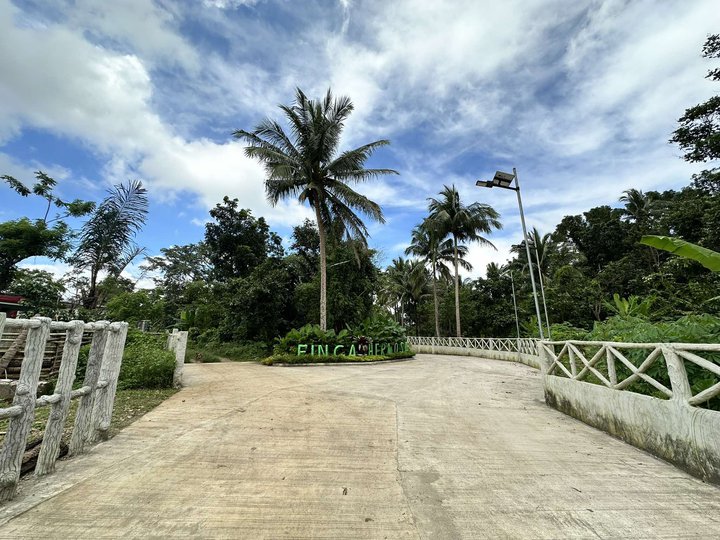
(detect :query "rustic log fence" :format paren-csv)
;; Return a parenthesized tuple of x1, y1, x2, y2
(0, 314, 129, 502)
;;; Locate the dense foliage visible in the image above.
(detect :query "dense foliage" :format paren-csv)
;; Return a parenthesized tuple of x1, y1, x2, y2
(273, 315, 407, 355)
(75, 330, 175, 389)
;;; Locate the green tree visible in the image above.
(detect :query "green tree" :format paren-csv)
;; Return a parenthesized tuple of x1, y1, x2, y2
(405, 218, 467, 336)
(428, 185, 501, 336)
(145, 243, 211, 289)
(72, 180, 149, 309)
(204, 198, 282, 280)
(554, 206, 633, 271)
(105, 289, 166, 327)
(670, 34, 720, 193)
(8, 269, 65, 317)
(383, 257, 429, 333)
(0, 172, 94, 290)
(234, 88, 397, 330)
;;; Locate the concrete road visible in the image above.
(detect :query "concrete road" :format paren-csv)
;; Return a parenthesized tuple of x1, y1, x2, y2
(0, 355, 718, 539)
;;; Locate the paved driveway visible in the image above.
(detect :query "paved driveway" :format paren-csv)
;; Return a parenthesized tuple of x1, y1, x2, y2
(0, 355, 718, 538)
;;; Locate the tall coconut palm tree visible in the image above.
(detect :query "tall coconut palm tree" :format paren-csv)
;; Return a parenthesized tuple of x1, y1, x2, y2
(405, 218, 470, 336)
(234, 88, 398, 330)
(384, 257, 429, 332)
(428, 185, 501, 336)
(72, 180, 148, 309)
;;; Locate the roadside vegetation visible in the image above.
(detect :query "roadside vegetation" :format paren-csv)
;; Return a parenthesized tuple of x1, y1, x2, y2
(0, 36, 718, 379)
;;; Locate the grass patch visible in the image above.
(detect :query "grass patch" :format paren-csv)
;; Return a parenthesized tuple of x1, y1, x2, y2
(0, 387, 178, 447)
(186, 341, 270, 363)
(262, 350, 415, 366)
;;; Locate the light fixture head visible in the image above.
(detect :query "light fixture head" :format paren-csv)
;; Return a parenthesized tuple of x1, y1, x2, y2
(476, 180, 493, 188)
(492, 170, 515, 188)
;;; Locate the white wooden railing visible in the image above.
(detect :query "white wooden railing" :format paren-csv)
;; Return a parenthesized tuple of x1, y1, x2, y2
(408, 336, 539, 356)
(0, 314, 128, 501)
(540, 340, 720, 408)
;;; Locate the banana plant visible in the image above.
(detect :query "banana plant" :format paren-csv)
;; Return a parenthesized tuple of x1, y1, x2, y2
(640, 235, 720, 272)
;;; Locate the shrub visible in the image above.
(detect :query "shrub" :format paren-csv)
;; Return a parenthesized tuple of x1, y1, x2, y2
(262, 350, 415, 366)
(75, 330, 174, 389)
(274, 324, 351, 355)
(274, 316, 407, 355)
(119, 339, 175, 389)
(352, 315, 406, 343)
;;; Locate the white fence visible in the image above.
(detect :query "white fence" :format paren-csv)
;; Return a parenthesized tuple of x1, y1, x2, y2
(540, 340, 720, 408)
(407, 336, 540, 367)
(0, 314, 128, 502)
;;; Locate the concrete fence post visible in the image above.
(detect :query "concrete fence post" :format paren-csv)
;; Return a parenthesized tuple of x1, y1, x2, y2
(172, 331, 188, 388)
(0, 317, 50, 501)
(35, 320, 84, 476)
(69, 321, 109, 456)
(662, 345, 692, 403)
(90, 322, 129, 442)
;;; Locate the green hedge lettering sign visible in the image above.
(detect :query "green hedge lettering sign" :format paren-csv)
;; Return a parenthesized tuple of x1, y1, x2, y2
(297, 341, 409, 356)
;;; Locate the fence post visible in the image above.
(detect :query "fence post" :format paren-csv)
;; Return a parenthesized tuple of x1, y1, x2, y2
(69, 321, 109, 456)
(663, 345, 692, 403)
(89, 322, 129, 442)
(35, 320, 84, 476)
(606, 346, 617, 386)
(167, 328, 178, 352)
(172, 331, 188, 388)
(0, 317, 50, 501)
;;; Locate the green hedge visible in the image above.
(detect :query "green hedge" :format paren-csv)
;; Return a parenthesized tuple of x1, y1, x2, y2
(274, 316, 407, 355)
(262, 350, 415, 366)
(75, 330, 175, 389)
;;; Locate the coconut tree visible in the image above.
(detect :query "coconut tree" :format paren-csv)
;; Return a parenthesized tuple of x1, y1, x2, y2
(405, 218, 470, 336)
(384, 257, 429, 332)
(234, 88, 397, 330)
(428, 185, 501, 336)
(72, 180, 148, 309)
(512, 227, 555, 282)
(619, 189, 656, 224)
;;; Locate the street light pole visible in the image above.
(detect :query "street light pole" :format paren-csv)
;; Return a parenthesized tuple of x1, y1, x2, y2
(503, 270, 521, 341)
(476, 168, 544, 339)
(532, 243, 552, 339)
(513, 168, 545, 340)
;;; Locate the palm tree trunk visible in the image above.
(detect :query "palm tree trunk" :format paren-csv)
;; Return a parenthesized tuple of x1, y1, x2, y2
(432, 258, 440, 337)
(313, 203, 328, 331)
(453, 235, 461, 337)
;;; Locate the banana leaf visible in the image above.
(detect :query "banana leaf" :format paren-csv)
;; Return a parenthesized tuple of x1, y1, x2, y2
(640, 235, 720, 272)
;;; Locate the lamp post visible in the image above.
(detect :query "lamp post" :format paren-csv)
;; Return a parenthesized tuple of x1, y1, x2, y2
(532, 243, 552, 339)
(476, 168, 545, 339)
(501, 269, 521, 341)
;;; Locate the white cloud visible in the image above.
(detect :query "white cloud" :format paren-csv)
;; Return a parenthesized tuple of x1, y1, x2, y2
(202, 0, 258, 8)
(0, 1, 312, 228)
(2, 0, 719, 267)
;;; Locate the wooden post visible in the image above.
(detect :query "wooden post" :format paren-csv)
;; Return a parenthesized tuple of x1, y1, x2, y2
(89, 322, 128, 442)
(35, 320, 84, 476)
(0, 317, 50, 501)
(69, 321, 109, 456)
(173, 331, 188, 388)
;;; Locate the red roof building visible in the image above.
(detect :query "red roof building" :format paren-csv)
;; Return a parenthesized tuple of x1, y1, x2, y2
(0, 294, 23, 318)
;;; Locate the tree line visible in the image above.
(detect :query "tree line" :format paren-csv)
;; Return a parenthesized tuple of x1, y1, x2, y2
(1, 34, 718, 347)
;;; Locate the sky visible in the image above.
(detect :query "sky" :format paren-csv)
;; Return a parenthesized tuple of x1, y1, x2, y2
(1, 0, 719, 288)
